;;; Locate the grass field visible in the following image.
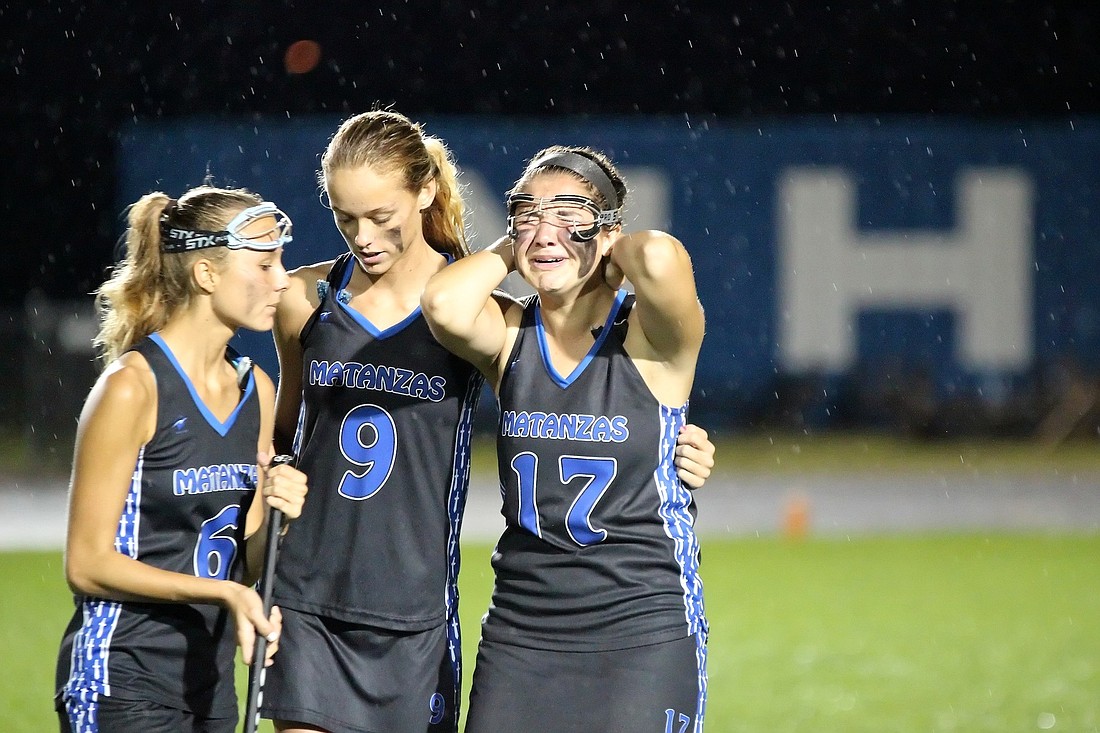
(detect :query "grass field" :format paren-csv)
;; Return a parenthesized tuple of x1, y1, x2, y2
(7, 534, 1099, 732)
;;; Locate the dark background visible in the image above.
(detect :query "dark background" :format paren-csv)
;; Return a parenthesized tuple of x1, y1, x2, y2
(3, 1, 1098, 308)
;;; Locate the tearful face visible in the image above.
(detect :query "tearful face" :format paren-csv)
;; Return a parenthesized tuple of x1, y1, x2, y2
(513, 224, 603, 280)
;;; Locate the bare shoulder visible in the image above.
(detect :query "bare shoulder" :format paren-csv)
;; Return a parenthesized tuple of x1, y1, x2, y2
(290, 259, 338, 281)
(252, 364, 277, 400)
(81, 351, 157, 441)
(97, 351, 156, 406)
(279, 259, 337, 329)
(288, 259, 337, 300)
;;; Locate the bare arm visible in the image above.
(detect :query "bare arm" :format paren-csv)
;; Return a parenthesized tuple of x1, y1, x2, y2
(610, 231, 711, 484)
(420, 237, 517, 385)
(272, 263, 327, 453)
(608, 230, 705, 369)
(242, 367, 307, 585)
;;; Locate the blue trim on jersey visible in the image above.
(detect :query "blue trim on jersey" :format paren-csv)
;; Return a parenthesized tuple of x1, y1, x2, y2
(291, 395, 306, 458)
(330, 254, 426, 339)
(63, 692, 102, 732)
(653, 403, 707, 636)
(652, 403, 709, 731)
(64, 446, 148, 710)
(65, 598, 124, 705)
(535, 289, 628, 388)
(114, 446, 144, 560)
(693, 628, 709, 733)
(336, 298, 424, 339)
(444, 369, 484, 713)
(147, 333, 255, 437)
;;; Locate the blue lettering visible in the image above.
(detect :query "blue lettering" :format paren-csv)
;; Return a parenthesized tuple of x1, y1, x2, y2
(395, 368, 414, 395)
(306, 360, 447, 402)
(173, 464, 257, 495)
(611, 415, 629, 441)
(497, 411, 629, 443)
(427, 375, 446, 401)
(309, 360, 332, 386)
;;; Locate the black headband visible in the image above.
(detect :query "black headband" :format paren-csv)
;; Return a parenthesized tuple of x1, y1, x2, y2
(528, 151, 621, 209)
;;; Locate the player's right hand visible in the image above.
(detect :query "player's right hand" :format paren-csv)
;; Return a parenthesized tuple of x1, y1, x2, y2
(225, 581, 279, 665)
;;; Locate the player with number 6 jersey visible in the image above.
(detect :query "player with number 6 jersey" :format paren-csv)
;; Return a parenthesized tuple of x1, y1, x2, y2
(57, 336, 263, 724)
(54, 185, 308, 733)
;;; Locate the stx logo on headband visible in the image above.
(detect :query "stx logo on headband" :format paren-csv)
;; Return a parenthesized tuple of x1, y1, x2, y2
(164, 228, 224, 251)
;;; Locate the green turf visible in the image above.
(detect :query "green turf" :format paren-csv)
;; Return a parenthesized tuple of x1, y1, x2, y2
(9, 535, 1099, 732)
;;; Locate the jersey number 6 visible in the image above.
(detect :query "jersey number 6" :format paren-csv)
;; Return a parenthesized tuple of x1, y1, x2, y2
(194, 504, 241, 579)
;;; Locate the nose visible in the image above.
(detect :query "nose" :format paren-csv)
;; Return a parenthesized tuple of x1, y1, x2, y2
(528, 217, 563, 244)
(274, 261, 290, 292)
(354, 217, 383, 247)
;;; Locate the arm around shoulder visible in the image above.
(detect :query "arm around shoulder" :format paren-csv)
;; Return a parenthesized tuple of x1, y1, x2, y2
(420, 237, 515, 379)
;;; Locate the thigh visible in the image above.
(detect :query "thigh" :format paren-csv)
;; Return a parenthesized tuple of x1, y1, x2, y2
(263, 608, 451, 733)
(466, 634, 707, 733)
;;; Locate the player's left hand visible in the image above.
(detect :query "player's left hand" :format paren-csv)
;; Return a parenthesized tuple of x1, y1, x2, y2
(674, 423, 715, 489)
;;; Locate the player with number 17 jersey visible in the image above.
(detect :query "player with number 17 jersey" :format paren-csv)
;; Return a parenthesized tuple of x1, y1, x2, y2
(486, 291, 707, 650)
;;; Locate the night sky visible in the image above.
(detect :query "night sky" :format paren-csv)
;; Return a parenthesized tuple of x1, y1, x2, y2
(4, 1, 1097, 306)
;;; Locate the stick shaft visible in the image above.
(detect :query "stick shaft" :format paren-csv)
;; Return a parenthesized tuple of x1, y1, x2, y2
(242, 455, 292, 733)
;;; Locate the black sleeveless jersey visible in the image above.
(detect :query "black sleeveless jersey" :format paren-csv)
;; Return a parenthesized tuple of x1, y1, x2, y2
(273, 254, 484, 630)
(57, 334, 261, 716)
(483, 291, 707, 652)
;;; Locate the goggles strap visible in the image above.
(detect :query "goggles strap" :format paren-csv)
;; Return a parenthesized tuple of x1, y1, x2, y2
(528, 151, 621, 210)
(159, 202, 291, 253)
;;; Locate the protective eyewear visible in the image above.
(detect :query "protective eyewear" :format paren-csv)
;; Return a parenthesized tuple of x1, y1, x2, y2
(506, 193, 621, 242)
(161, 202, 293, 253)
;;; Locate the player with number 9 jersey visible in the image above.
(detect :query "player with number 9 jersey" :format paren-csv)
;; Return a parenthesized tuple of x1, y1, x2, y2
(273, 252, 482, 623)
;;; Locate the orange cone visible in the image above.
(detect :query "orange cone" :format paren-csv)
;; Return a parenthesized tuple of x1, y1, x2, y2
(782, 494, 810, 539)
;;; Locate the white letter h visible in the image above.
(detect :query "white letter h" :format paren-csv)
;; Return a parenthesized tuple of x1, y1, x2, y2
(778, 167, 1034, 373)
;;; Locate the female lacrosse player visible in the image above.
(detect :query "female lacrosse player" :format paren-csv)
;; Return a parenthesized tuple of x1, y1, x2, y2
(421, 146, 709, 732)
(54, 185, 309, 733)
(262, 110, 714, 733)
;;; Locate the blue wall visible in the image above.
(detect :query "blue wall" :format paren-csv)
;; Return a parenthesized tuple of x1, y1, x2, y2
(117, 116, 1100, 428)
